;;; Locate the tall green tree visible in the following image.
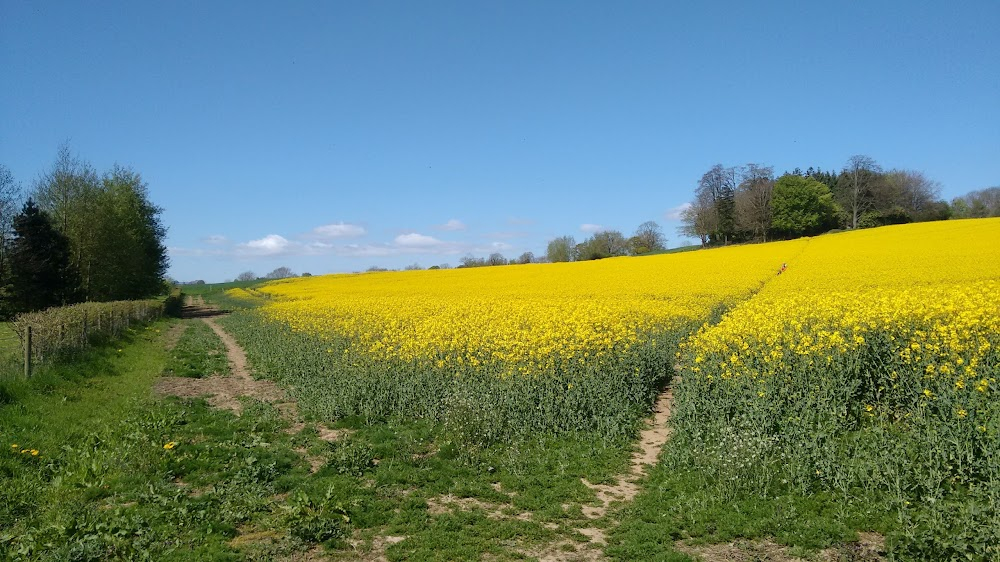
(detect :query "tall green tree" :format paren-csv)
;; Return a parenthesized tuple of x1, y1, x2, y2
(7, 200, 82, 313)
(86, 166, 169, 300)
(33, 148, 168, 301)
(577, 230, 629, 260)
(32, 144, 102, 278)
(770, 175, 839, 238)
(546, 235, 576, 262)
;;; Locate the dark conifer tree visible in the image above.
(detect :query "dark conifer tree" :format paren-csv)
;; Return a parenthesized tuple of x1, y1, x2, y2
(7, 199, 82, 312)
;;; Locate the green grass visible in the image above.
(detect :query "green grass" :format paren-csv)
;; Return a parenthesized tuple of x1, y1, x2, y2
(0, 323, 21, 381)
(178, 280, 268, 311)
(162, 320, 229, 378)
(0, 323, 17, 352)
(0, 317, 639, 561)
(605, 444, 894, 561)
(178, 280, 261, 297)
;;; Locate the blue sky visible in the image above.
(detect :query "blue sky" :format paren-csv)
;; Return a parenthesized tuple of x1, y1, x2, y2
(2, 1, 997, 282)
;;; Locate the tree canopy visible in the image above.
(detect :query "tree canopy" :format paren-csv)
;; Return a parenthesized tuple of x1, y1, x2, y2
(7, 200, 81, 313)
(31, 147, 168, 302)
(770, 175, 839, 238)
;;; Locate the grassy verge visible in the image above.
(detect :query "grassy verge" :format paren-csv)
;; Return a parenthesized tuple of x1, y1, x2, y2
(606, 440, 894, 561)
(162, 320, 229, 378)
(0, 316, 644, 561)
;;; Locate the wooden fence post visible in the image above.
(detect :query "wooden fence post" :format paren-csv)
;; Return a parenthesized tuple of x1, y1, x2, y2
(24, 326, 32, 378)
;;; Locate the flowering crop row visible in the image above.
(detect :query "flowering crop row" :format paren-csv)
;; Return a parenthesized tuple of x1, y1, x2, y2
(252, 241, 806, 378)
(671, 218, 1000, 558)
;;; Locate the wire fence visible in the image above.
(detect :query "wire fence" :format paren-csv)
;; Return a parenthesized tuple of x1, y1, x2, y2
(2, 299, 165, 379)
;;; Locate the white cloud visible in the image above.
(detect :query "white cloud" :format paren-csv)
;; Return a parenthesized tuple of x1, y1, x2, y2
(173, 226, 514, 262)
(580, 223, 605, 234)
(311, 222, 366, 239)
(394, 233, 443, 247)
(436, 219, 466, 231)
(238, 234, 296, 256)
(665, 202, 692, 221)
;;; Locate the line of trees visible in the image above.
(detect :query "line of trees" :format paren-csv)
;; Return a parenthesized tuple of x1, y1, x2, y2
(544, 220, 667, 263)
(423, 219, 669, 268)
(0, 146, 169, 318)
(679, 156, 996, 246)
(234, 267, 301, 281)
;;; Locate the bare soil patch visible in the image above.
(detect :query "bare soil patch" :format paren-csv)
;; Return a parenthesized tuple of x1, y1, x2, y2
(426, 495, 532, 522)
(343, 533, 407, 562)
(522, 538, 605, 562)
(676, 533, 886, 562)
(154, 318, 289, 414)
(155, 303, 296, 418)
(580, 386, 674, 519)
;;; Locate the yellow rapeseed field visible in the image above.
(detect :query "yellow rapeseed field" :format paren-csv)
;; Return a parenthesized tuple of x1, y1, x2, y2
(682, 218, 1000, 403)
(251, 240, 806, 376)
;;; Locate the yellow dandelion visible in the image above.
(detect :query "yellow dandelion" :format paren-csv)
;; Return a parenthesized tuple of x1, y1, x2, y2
(163, 441, 177, 450)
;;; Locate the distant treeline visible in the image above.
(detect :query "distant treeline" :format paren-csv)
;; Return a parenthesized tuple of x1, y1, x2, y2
(677, 156, 999, 246)
(0, 145, 168, 319)
(451, 155, 997, 270)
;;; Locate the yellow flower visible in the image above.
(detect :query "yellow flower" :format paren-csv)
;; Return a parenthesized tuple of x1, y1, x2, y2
(10, 444, 17, 449)
(956, 409, 968, 418)
(922, 389, 934, 399)
(163, 441, 177, 450)
(30, 449, 39, 456)
(865, 404, 874, 412)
